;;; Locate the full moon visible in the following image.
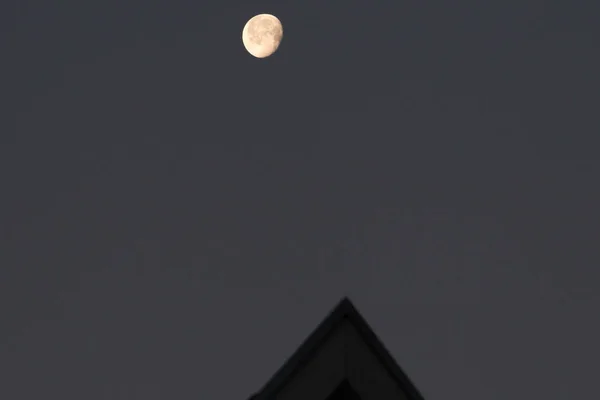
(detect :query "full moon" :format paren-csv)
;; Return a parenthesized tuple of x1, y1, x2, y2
(242, 14, 283, 58)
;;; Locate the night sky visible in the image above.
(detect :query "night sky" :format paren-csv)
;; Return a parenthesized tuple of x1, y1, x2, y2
(1, 1, 599, 399)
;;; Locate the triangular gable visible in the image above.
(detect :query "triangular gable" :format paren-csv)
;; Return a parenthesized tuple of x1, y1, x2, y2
(249, 297, 425, 400)
(325, 379, 362, 400)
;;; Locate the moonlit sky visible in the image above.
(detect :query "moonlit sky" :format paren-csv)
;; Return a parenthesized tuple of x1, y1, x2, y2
(1, 1, 599, 399)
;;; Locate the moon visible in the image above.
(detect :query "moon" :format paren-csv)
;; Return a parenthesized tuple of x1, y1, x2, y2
(242, 14, 283, 58)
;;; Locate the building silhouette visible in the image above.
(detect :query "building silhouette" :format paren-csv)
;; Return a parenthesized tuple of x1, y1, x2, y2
(248, 297, 425, 400)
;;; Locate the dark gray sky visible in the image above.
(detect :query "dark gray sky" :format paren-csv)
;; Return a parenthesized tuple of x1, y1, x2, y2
(1, 1, 599, 399)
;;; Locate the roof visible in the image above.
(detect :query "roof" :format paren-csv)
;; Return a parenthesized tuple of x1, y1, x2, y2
(249, 297, 425, 400)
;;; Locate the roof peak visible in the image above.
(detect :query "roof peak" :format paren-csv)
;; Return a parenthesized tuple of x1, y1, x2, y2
(250, 297, 425, 400)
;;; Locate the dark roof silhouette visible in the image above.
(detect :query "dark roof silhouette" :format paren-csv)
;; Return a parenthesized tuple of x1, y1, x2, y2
(249, 297, 425, 400)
